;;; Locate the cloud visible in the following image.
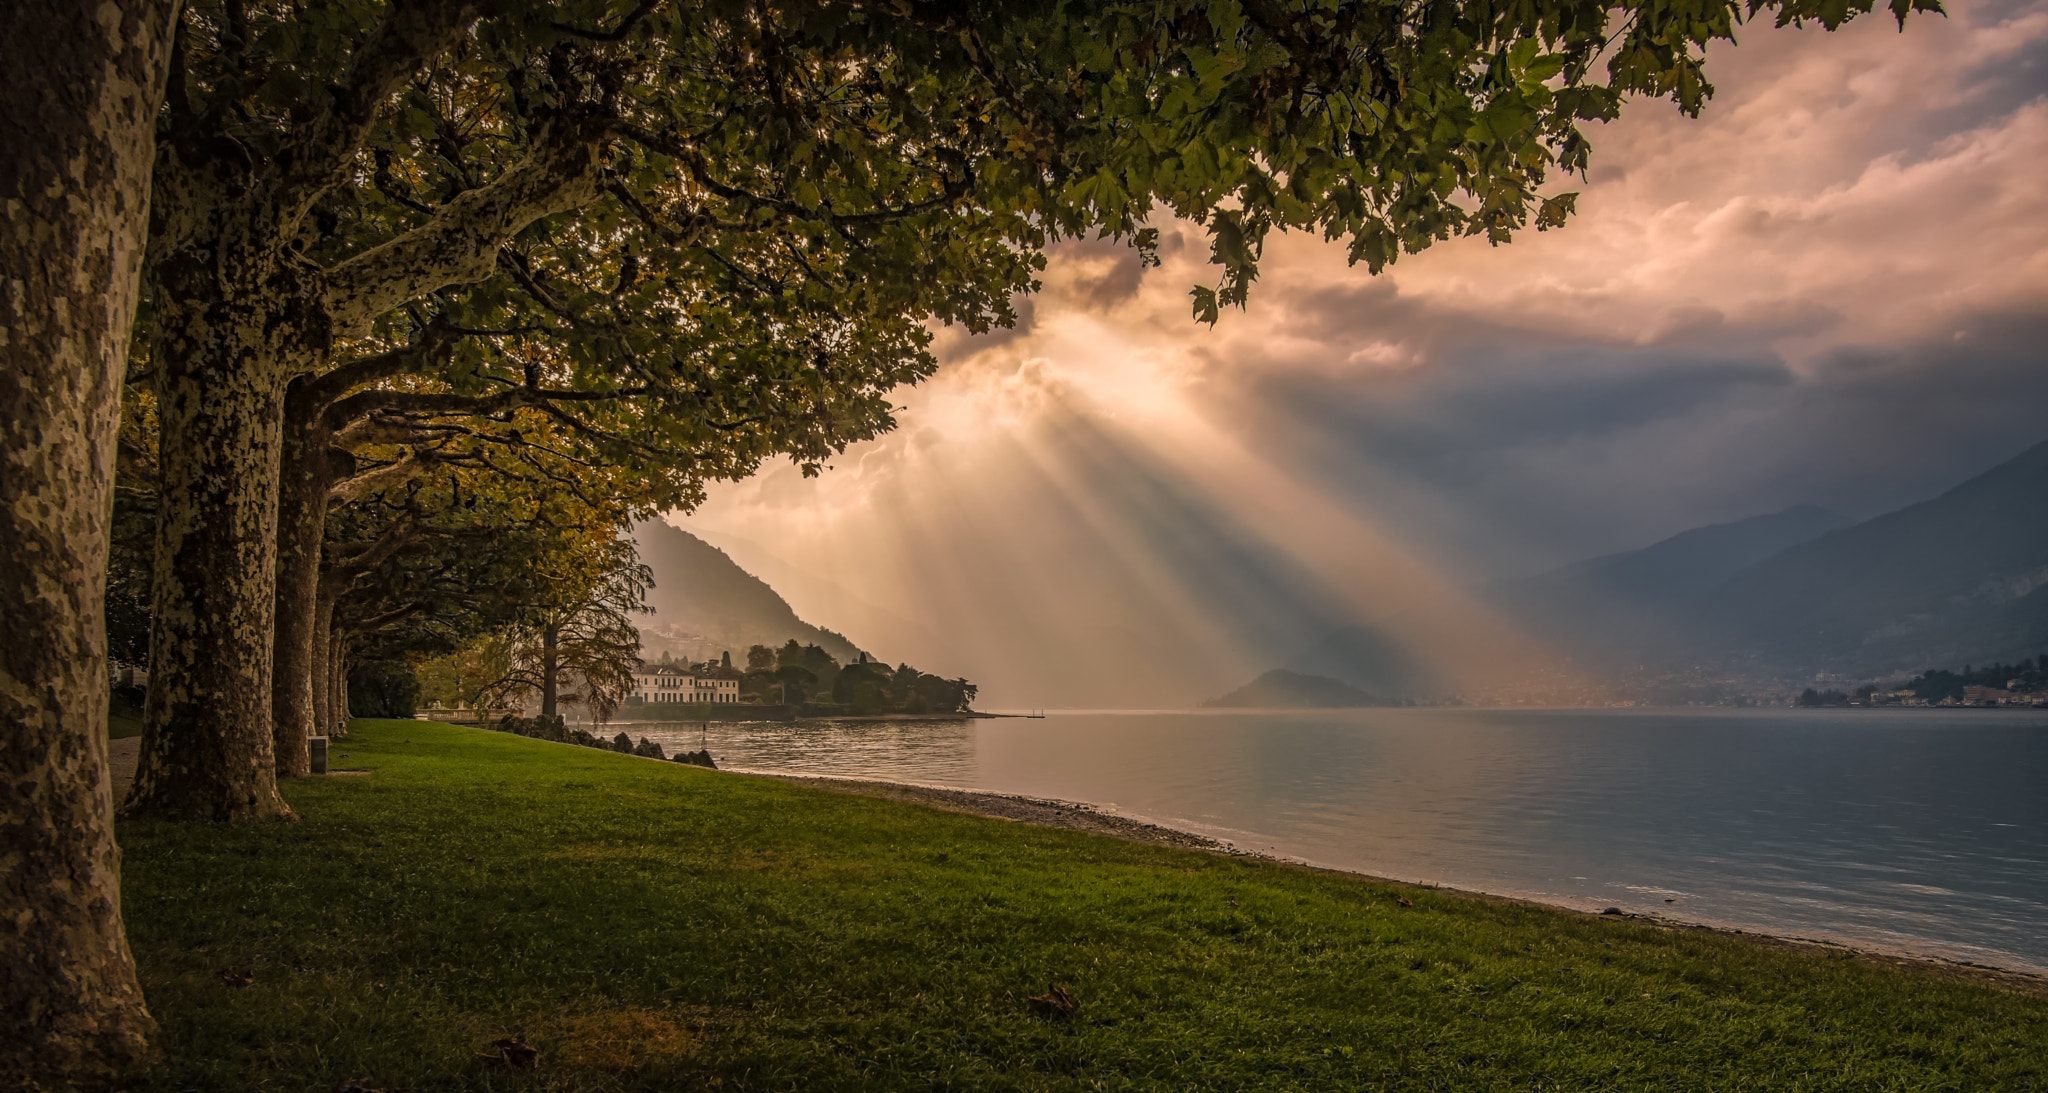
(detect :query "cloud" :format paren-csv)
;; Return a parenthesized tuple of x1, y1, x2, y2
(682, 0, 2048, 705)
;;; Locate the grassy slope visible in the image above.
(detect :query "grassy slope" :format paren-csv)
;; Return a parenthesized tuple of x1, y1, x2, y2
(119, 720, 2047, 1092)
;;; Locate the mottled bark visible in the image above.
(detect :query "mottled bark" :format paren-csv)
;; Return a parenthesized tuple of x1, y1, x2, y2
(271, 384, 347, 776)
(336, 643, 354, 730)
(0, 0, 174, 1083)
(115, 0, 603, 816)
(124, 193, 314, 819)
(319, 617, 346, 738)
(123, 70, 346, 819)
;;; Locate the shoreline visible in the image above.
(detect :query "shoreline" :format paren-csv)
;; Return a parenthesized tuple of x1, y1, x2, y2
(105, 731, 2048, 997)
(761, 770, 2048, 999)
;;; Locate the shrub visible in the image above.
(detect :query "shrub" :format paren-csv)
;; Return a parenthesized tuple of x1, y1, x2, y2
(348, 659, 420, 718)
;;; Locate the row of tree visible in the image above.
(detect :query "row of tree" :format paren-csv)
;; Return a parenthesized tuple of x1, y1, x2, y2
(1883, 657, 2048, 703)
(1794, 657, 2048, 707)
(2, 0, 1923, 1084)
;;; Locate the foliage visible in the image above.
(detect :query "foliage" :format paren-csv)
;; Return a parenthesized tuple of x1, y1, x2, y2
(346, 660, 422, 718)
(836, 660, 980, 715)
(142, 0, 1943, 518)
(412, 636, 516, 711)
(429, 528, 650, 723)
(1900, 658, 2048, 702)
(115, 720, 2047, 1091)
(123, 0, 1938, 809)
(1795, 688, 1850, 708)
(728, 642, 975, 714)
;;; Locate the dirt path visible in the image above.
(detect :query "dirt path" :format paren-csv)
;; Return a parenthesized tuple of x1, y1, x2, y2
(107, 735, 140, 797)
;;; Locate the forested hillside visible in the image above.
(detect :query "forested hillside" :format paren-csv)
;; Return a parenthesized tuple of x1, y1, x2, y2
(632, 521, 864, 665)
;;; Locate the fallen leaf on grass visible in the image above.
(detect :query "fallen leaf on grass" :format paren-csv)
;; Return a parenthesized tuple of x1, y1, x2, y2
(218, 968, 254, 988)
(1395, 897, 1413, 908)
(1028, 984, 1081, 1017)
(478, 1037, 539, 1071)
(332, 1080, 395, 1093)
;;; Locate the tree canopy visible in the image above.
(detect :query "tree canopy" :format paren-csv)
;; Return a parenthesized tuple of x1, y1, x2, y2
(125, 0, 1940, 825)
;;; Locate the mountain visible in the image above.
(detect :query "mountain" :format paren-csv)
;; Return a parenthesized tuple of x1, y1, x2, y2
(1200, 669, 1381, 708)
(1521, 503, 1855, 606)
(1483, 504, 1855, 669)
(630, 520, 865, 664)
(1706, 438, 2048, 675)
(1286, 623, 1445, 700)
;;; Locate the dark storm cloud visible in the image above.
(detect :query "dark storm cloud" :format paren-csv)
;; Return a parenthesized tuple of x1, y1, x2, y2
(1208, 303, 2048, 574)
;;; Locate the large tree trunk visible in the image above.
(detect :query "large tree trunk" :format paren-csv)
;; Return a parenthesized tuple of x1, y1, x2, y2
(125, 319, 297, 819)
(540, 623, 561, 719)
(0, 0, 173, 1082)
(272, 387, 343, 776)
(124, 158, 329, 821)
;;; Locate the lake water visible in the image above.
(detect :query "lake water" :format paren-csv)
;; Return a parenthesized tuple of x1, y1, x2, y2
(629, 708, 2048, 973)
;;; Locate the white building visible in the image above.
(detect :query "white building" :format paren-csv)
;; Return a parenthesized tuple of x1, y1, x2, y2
(631, 663, 741, 704)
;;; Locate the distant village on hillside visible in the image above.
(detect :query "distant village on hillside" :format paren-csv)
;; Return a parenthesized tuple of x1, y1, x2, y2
(1794, 658, 2048, 709)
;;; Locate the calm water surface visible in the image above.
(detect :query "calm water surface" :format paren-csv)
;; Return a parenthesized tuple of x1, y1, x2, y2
(630, 708, 2048, 972)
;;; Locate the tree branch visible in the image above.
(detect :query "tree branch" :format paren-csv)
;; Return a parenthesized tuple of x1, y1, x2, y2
(274, 0, 493, 231)
(617, 122, 973, 227)
(320, 112, 609, 335)
(552, 0, 660, 41)
(328, 448, 439, 507)
(306, 321, 463, 419)
(328, 382, 648, 430)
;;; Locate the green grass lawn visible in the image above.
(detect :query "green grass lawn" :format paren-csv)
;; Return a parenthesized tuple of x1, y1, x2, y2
(117, 719, 2047, 1091)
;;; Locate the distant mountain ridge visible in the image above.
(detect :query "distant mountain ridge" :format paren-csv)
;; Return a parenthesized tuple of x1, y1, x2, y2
(1201, 669, 1381, 708)
(1481, 503, 1855, 671)
(631, 520, 865, 664)
(1704, 438, 2048, 675)
(1279, 436, 2048, 693)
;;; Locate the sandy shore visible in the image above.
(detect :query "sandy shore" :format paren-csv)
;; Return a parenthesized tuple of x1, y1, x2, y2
(766, 771, 2048, 999)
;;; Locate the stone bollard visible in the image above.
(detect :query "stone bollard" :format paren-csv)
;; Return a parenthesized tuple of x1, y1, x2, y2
(308, 736, 329, 775)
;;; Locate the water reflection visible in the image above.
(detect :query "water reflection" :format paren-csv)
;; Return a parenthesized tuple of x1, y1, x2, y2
(629, 708, 2048, 972)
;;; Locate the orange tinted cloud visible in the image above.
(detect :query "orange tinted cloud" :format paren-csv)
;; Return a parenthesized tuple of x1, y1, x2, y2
(680, 0, 2048, 706)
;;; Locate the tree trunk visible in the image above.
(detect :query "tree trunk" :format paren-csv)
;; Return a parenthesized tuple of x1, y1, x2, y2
(0, 0, 173, 1082)
(124, 157, 330, 821)
(336, 643, 354, 729)
(271, 387, 343, 776)
(124, 320, 297, 819)
(540, 623, 561, 719)
(312, 595, 336, 738)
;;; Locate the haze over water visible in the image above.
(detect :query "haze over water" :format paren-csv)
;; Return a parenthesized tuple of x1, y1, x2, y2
(637, 708, 2048, 973)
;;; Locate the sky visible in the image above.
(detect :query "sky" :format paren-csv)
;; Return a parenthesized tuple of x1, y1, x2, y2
(675, 0, 2048, 708)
